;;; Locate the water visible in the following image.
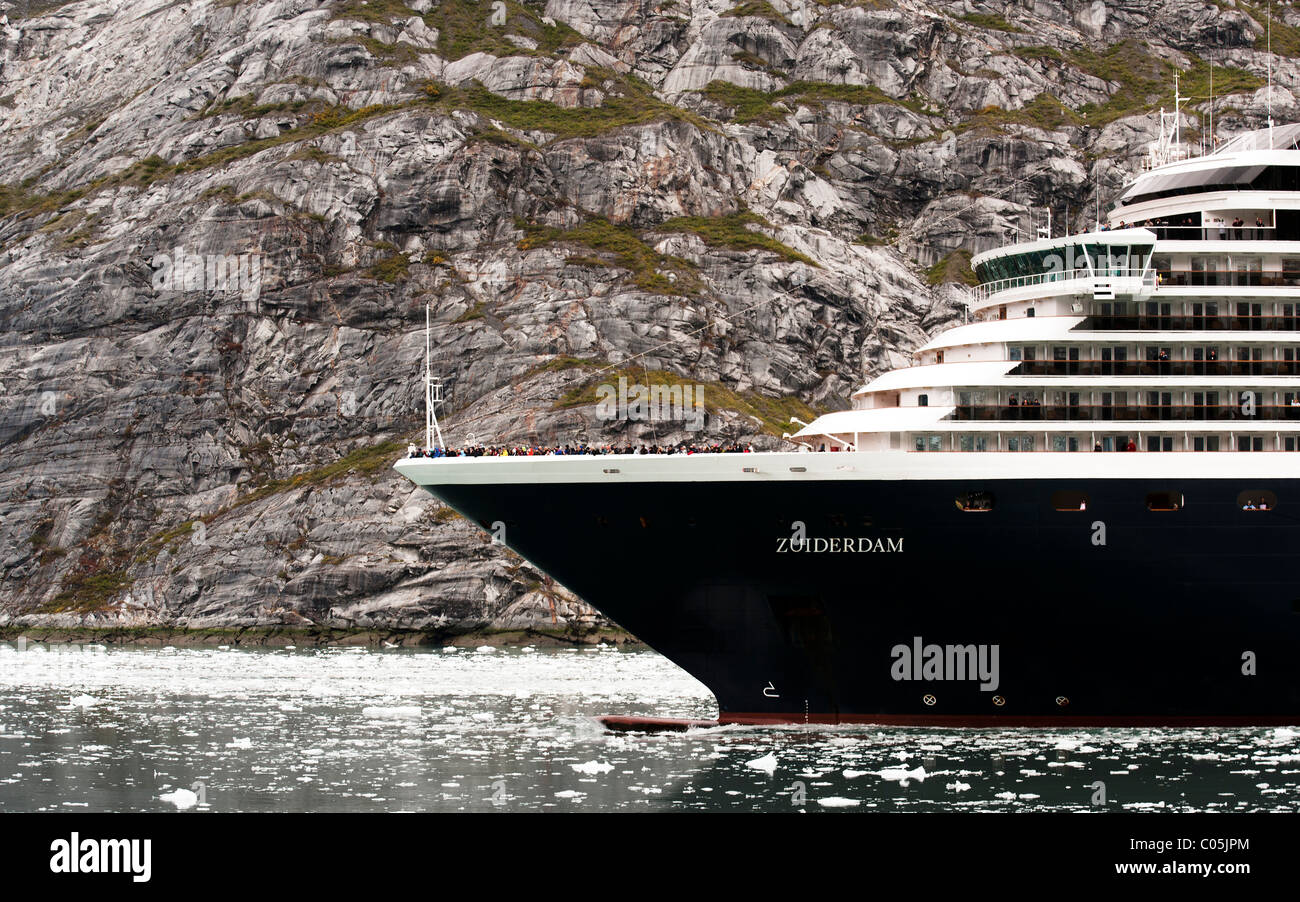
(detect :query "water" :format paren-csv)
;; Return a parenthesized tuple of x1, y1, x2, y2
(1, 641, 1297, 812)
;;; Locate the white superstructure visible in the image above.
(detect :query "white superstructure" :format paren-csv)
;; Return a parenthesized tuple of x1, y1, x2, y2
(792, 123, 1300, 455)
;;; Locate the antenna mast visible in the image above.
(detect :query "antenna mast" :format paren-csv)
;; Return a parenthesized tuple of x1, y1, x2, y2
(424, 303, 445, 450)
(1209, 43, 1215, 151)
(1269, 0, 1275, 146)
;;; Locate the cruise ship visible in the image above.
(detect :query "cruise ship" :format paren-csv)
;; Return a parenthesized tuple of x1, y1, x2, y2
(396, 120, 1300, 726)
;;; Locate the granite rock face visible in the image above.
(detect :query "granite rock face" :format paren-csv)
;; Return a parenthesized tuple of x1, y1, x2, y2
(0, 0, 1292, 636)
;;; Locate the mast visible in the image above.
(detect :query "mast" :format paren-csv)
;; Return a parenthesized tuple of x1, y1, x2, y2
(424, 302, 445, 450)
(1268, 0, 1275, 146)
(1209, 44, 1214, 151)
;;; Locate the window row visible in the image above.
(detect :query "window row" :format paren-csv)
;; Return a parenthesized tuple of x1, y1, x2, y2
(954, 490, 1276, 513)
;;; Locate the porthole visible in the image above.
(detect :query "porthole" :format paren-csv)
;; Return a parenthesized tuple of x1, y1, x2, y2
(1051, 490, 1089, 512)
(1146, 491, 1184, 512)
(1237, 490, 1277, 511)
(955, 491, 995, 512)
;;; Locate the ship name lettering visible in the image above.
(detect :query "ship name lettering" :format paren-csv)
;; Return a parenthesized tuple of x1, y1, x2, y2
(776, 536, 903, 553)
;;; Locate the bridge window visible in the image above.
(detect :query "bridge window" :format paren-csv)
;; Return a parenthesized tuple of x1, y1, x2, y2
(1238, 490, 1277, 511)
(1146, 491, 1184, 512)
(955, 491, 995, 512)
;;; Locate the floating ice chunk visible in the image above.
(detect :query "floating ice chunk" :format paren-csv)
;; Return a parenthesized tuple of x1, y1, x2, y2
(226, 737, 252, 749)
(877, 766, 926, 786)
(554, 790, 586, 798)
(471, 712, 495, 722)
(843, 769, 869, 779)
(947, 781, 972, 792)
(441, 646, 458, 653)
(159, 788, 198, 810)
(67, 695, 99, 709)
(746, 752, 778, 775)
(571, 760, 614, 775)
(362, 706, 421, 719)
(278, 703, 301, 712)
(816, 797, 860, 808)
(475, 646, 497, 654)
(1270, 727, 1300, 742)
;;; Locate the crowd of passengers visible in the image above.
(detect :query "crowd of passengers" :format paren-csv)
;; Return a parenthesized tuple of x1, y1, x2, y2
(407, 441, 757, 458)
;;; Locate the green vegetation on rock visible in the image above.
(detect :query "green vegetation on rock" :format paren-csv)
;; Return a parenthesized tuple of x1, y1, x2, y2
(721, 1, 791, 24)
(958, 12, 1024, 33)
(658, 211, 816, 266)
(552, 364, 824, 437)
(432, 77, 710, 140)
(989, 41, 1263, 131)
(518, 217, 704, 295)
(703, 79, 931, 124)
(925, 249, 978, 287)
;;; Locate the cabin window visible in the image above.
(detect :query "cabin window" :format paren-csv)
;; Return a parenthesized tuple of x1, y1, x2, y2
(955, 491, 995, 512)
(918, 394, 928, 407)
(1238, 490, 1277, 511)
(1146, 491, 1184, 512)
(1237, 436, 1266, 452)
(1051, 491, 1089, 512)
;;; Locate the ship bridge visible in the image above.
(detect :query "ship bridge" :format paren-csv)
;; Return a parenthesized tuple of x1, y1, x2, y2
(970, 229, 1157, 307)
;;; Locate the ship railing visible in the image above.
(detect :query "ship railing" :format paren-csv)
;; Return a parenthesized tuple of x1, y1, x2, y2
(973, 269, 1146, 302)
(951, 403, 1300, 422)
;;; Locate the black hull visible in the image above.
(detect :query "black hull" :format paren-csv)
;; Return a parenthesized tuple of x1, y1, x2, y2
(426, 476, 1300, 725)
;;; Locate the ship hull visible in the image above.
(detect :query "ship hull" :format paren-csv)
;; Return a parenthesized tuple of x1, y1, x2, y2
(398, 453, 1300, 725)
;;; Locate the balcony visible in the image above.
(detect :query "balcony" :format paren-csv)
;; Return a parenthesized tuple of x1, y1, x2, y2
(952, 404, 1300, 422)
(1008, 359, 1298, 377)
(1078, 313, 1300, 331)
(1155, 268, 1300, 288)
